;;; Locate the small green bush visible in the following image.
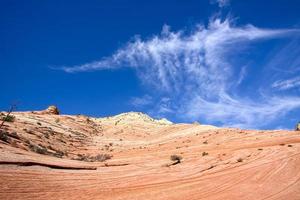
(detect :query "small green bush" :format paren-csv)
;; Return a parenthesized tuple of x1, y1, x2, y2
(1, 115, 15, 122)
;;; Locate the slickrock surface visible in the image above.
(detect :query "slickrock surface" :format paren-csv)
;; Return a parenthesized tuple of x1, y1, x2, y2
(0, 110, 300, 200)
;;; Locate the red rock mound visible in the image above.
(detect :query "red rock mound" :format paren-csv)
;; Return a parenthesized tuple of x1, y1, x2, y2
(0, 111, 299, 200)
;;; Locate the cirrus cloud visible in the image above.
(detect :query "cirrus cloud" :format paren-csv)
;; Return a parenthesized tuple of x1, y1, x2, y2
(62, 18, 300, 129)
(272, 76, 300, 90)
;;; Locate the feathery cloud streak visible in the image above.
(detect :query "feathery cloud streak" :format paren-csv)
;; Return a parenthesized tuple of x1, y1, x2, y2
(272, 77, 300, 90)
(63, 18, 300, 128)
(211, 0, 230, 8)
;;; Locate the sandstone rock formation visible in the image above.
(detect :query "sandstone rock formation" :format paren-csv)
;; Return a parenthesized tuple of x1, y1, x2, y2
(296, 122, 300, 131)
(0, 110, 299, 200)
(103, 111, 173, 125)
(46, 105, 60, 115)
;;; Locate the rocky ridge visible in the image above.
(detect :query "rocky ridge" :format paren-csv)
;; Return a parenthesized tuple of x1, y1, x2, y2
(0, 107, 299, 200)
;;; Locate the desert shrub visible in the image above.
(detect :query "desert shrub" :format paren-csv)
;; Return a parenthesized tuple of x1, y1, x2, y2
(55, 118, 60, 123)
(0, 131, 10, 143)
(0, 105, 17, 129)
(7, 132, 20, 140)
(53, 150, 65, 158)
(237, 158, 243, 162)
(46, 145, 65, 158)
(1, 115, 15, 122)
(75, 154, 87, 161)
(37, 122, 42, 126)
(203, 140, 208, 144)
(0, 131, 20, 143)
(29, 144, 48, 155)
(75, 154, 112, 162)
(170, 154, 182, 163)
(202, 152, 209, 156)
(94, 154, 112, 162)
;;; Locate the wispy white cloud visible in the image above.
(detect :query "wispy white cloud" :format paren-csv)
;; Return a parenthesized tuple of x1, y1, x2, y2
(263, 39, 300, 74)
(184, 94, 300, 128)
(62, 18, 300, 128)
(156, 97, 174, 115)
(130, 95, 153, 107)
(237, 66, 247, 85)
(210, 0, 230, 8)
(272, 76, 300, 90)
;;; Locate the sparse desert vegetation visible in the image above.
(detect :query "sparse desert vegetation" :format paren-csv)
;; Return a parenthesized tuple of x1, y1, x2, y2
(0, 108, 299, 200)
(74, 154, 112, 162)
(170, 154, 182, 163)
(1, 114, 15, 122)
(202, 152, 209, 156)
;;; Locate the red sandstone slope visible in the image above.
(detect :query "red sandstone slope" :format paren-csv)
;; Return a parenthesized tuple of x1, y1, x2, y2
(0, 109, 300, 200)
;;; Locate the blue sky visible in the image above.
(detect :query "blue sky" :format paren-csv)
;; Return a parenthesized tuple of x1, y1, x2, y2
(1, 0, 300, 129)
